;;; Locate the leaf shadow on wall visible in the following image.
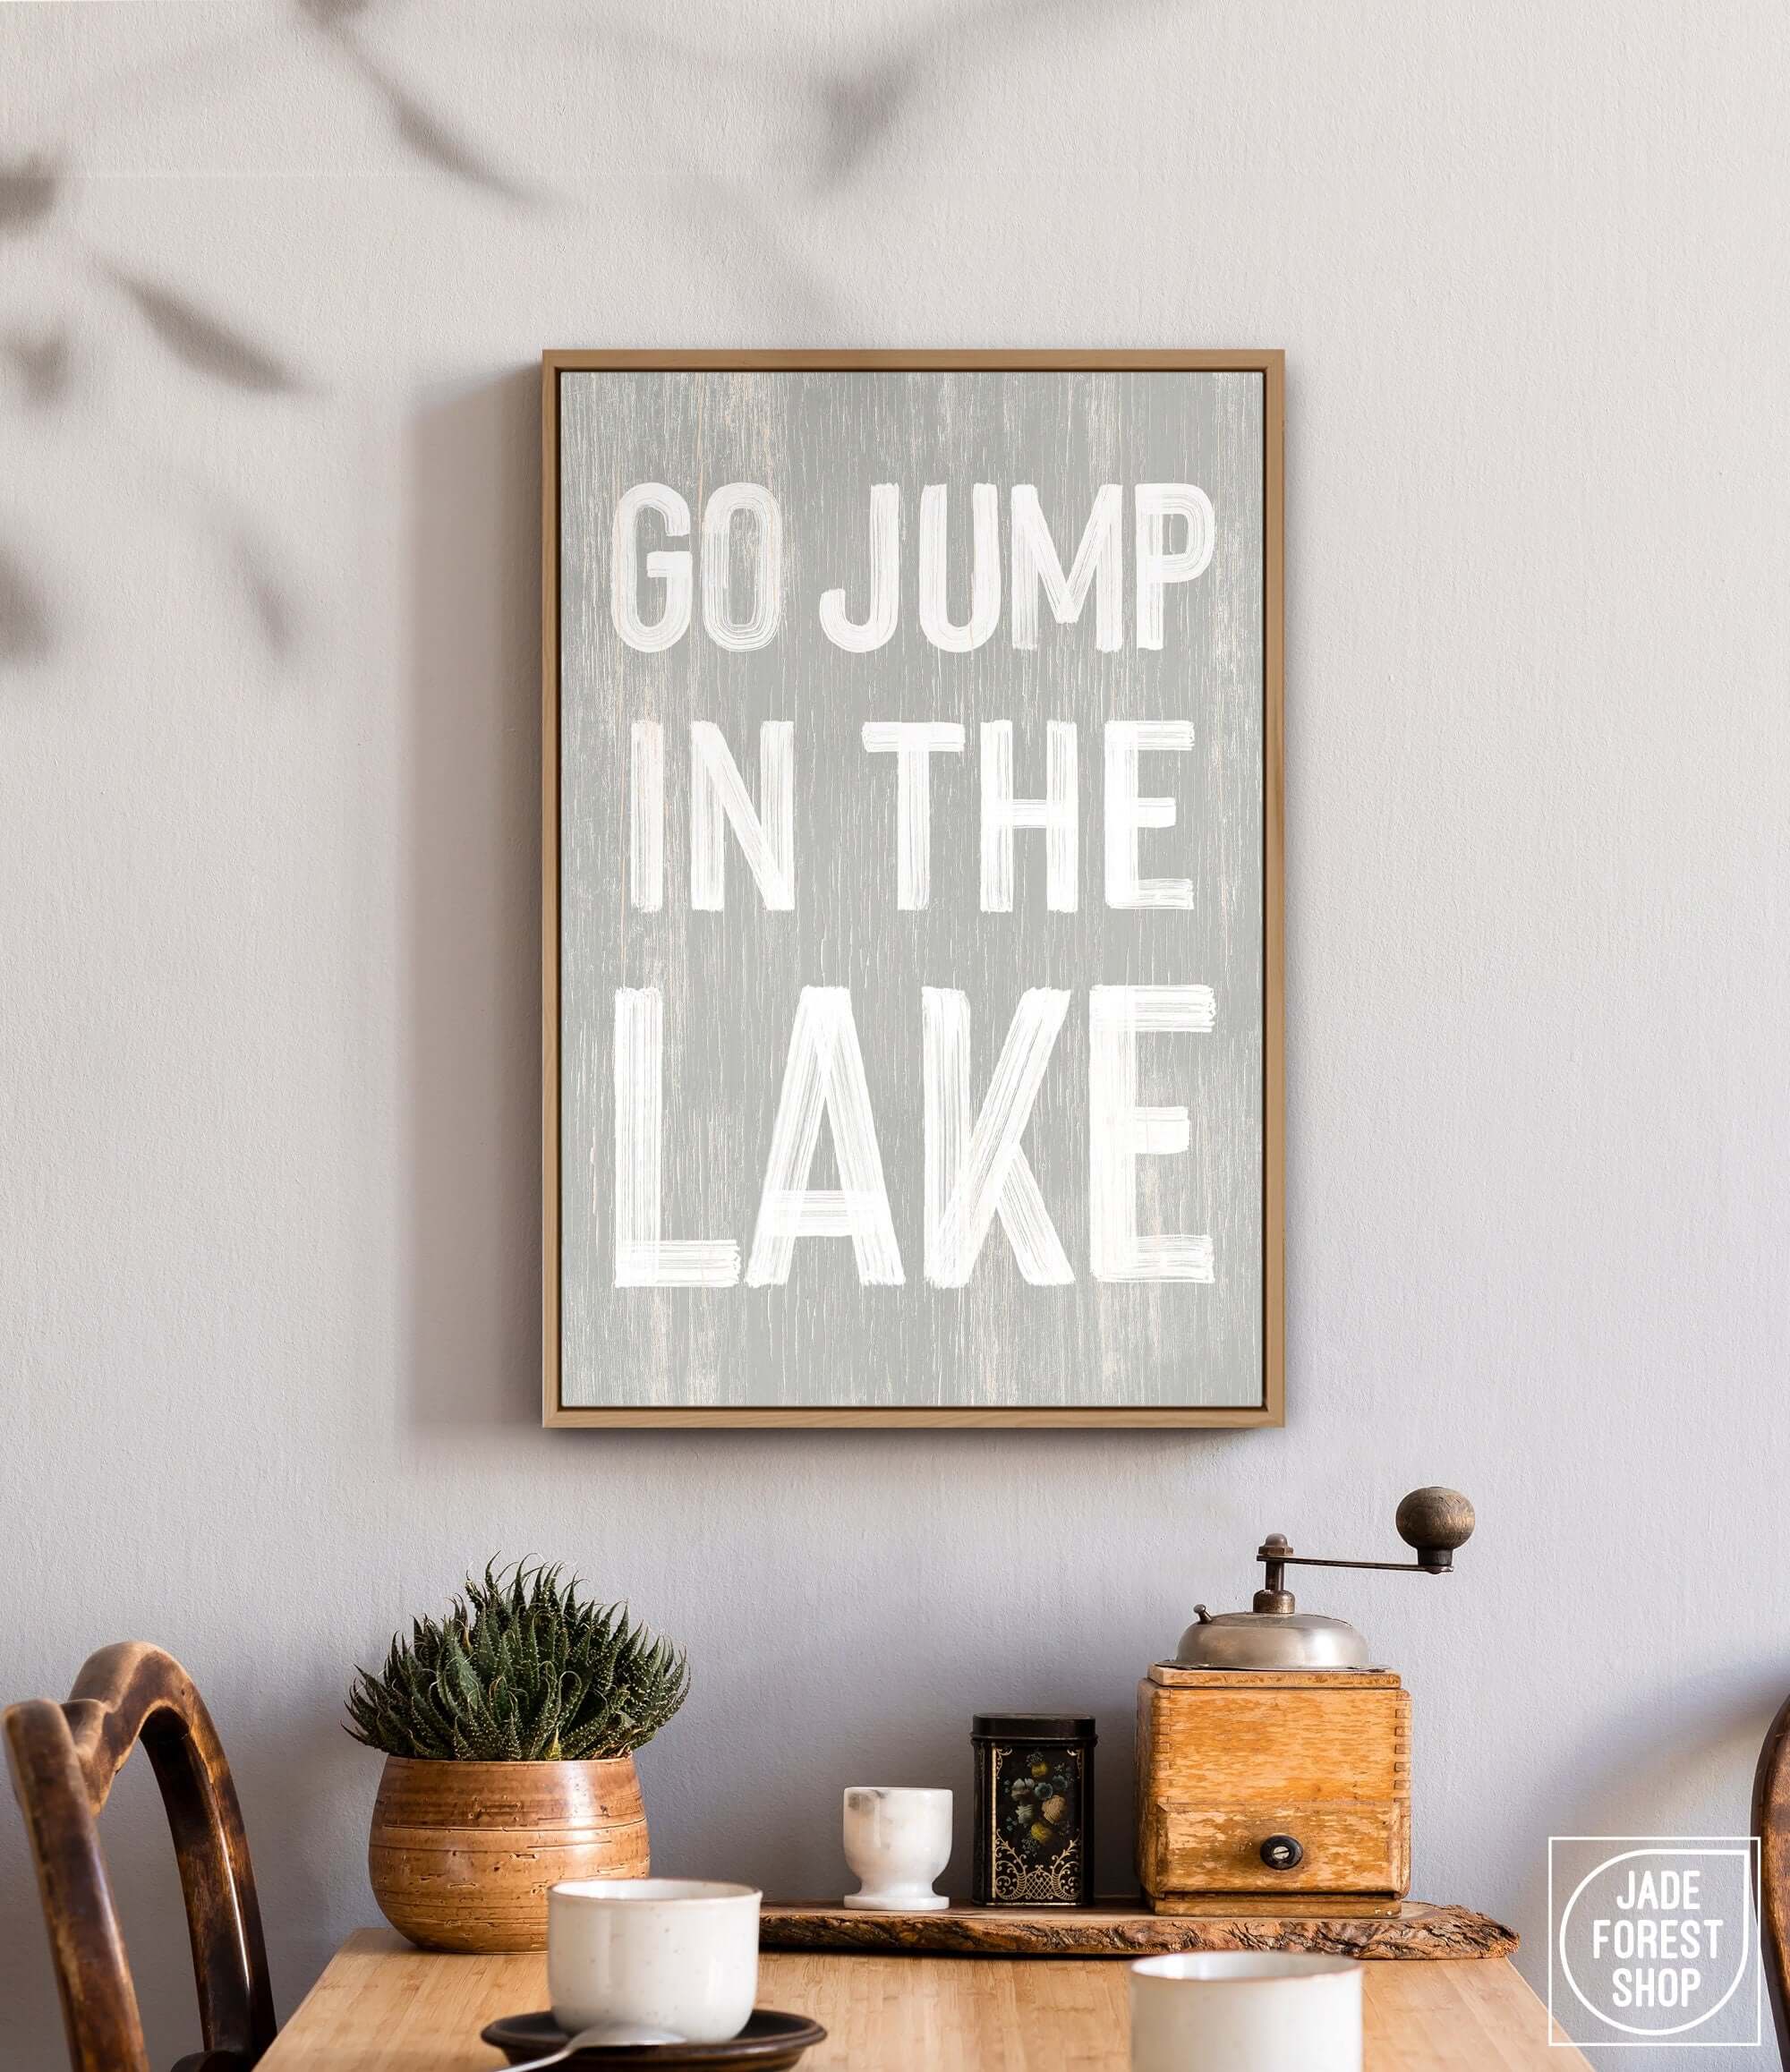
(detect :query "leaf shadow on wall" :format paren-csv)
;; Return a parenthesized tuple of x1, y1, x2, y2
(0, 148, 316, 673)
(0, 541, 53, 666)
(100, 262, 308, 396)
(405, 371, 544, 1428)
(2, 0, 549, 684)
(295, 0, 541, 209)
(3, 328, 73, 406)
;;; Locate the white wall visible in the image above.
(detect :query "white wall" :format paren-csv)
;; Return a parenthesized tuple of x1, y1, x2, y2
(3, 4, 1786, 2066)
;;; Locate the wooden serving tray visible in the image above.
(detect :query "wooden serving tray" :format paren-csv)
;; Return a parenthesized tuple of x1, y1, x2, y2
(761, 1900, 1516, 1961)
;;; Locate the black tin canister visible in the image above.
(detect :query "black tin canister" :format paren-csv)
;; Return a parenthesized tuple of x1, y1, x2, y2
(971, 1713, 1096, 1906)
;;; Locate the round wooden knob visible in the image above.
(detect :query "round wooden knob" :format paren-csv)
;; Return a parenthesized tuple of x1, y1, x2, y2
(1395, 1486, 1475, 1554)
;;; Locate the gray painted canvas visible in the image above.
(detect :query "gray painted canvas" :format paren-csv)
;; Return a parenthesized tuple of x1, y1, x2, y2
(557, 368, 1264, 1409)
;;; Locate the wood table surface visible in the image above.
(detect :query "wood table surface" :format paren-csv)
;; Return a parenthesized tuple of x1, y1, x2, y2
(258, 1929, 1590, 2071)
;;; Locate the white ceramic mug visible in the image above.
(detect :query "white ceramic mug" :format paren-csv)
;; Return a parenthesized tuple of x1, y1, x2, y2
(1129, 1952, 1363, 2072)
(842, 1786, 952, 1911)
(548, 1878, 761, 2043)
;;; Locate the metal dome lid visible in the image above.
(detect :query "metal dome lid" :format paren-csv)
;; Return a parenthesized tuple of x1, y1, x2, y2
(1174, 1605, 1373, 1672)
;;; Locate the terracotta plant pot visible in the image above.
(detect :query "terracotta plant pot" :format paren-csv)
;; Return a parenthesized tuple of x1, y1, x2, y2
(368, 1754, 649, 1953)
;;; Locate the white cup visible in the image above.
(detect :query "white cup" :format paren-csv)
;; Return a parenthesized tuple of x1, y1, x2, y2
(842, 1786, 952, 1912)
(1129, 1952, 1363, 2072)
(548, 1878, 761, 2044)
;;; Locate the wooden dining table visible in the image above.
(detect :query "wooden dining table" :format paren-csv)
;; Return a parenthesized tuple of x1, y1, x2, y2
(260, 1928, 1590, 2070)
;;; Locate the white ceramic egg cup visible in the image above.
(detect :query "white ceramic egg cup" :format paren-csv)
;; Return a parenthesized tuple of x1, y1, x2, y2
(841, 1786, 952, 1913)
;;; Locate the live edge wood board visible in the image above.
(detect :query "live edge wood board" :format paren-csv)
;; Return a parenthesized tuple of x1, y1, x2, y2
(759, 1902, 1517, 1962)
(542, 351, 1283, 1427)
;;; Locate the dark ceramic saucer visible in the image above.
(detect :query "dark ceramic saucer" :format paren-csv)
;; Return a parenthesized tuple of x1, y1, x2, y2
(481, 2009, 827, 2069)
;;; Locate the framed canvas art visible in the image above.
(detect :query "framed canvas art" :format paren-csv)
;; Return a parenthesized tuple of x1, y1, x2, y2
(542, 351, 1283, 1427)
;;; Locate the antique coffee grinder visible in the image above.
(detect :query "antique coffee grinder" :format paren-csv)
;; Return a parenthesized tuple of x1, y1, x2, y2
(1136, 1487, 1474, 1914)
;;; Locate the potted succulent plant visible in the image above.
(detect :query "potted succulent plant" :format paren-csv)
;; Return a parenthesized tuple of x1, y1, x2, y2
(346, 1560, 688, 1953)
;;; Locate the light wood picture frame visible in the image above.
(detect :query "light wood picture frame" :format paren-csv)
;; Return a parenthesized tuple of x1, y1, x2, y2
(542, 350, 1283, 1428)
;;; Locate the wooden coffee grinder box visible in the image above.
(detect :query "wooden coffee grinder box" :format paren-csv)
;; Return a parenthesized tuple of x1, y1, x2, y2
(1136, 1488, 1473, 1914)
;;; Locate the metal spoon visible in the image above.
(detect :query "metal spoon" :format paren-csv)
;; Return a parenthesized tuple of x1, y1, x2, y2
(502, 2022, 686, 2069)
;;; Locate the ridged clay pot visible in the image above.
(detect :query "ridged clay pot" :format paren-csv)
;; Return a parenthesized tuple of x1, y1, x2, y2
(368, 1755, 649, 1953)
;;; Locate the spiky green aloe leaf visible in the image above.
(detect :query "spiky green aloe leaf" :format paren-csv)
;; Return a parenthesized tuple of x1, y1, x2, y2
(344, 1559, 689, 1763)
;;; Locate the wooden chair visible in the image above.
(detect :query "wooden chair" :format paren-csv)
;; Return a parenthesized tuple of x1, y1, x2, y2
(4, 1641, 277, 2072)
(1755, 1693, 1790, 2065)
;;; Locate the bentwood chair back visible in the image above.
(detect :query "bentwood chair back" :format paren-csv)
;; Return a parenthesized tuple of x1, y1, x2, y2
(1754, 1693, 1790, 2066)
(4, 1641, 277, 2072)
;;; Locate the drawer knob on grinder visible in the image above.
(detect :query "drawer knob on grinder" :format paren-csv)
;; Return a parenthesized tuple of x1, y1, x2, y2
(1260, 1835, 1304, 1871)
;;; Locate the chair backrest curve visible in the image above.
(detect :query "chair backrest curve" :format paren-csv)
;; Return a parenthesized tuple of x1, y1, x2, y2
(4, 1642, 277, 2072)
